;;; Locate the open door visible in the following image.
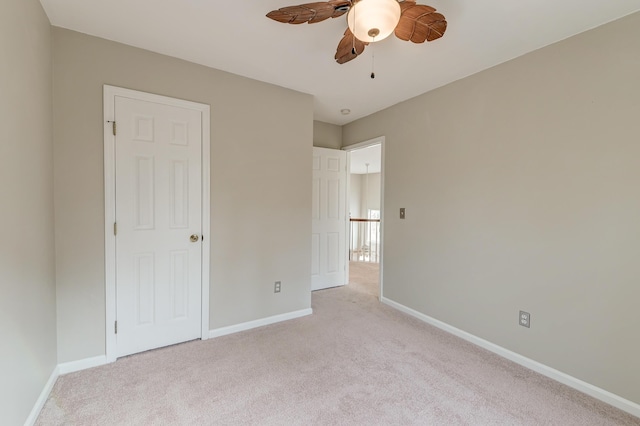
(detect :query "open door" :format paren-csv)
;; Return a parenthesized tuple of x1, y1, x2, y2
(311, 147, 347, 290)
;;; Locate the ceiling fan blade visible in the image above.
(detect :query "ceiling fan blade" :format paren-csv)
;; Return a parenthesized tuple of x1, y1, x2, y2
(267, 0, 351, 25)
(395, 2, 447, 43)
(335, 28, 368, 64)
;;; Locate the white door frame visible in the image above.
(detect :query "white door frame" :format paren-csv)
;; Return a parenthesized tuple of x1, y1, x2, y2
(343, 136, 385, 299)
(103, 85, 211, 362)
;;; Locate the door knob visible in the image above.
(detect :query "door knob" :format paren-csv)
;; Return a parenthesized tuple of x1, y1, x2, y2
(190, 234, 200, 242)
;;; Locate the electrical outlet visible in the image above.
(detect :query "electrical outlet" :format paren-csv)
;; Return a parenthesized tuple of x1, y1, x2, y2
(519, 311, 530, 328)
(274, 281, 281, 293)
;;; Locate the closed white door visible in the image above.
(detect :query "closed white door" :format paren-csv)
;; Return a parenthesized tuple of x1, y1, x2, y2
(115, 96, 202, 357)
(312, 147, 347, 290)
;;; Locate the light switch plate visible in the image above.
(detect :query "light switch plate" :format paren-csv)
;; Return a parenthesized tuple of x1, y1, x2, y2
(400, 208, 406, 219)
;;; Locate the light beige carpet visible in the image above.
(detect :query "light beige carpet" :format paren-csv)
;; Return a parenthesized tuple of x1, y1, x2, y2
(348, 261, 379, 298)
(37, 266, 638, 425)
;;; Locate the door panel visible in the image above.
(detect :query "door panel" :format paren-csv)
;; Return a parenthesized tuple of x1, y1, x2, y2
(311, 147, 347, 290)
(115, 96, 202, 357)
(170, 160, 189, 228)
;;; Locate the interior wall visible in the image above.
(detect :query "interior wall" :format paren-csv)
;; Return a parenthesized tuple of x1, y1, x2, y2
(349, 174, 362, 218)
(350, 173, 381, 218)
(361, 173, 381, 216)
(0, 0, 57, 423)
(343, 12, 640, 405)
(313, 120, 342, 149)
(53, 28, 313, 363)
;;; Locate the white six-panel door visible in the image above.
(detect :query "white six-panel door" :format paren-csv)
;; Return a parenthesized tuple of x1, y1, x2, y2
(312, 147, 347, 290)
(114, 96, 203, 357)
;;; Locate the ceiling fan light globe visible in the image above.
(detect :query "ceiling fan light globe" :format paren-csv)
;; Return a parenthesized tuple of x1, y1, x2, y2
(347, 0, 401, 43)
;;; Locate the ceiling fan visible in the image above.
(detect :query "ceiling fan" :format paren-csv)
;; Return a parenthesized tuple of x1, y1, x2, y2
(266, 0, 447, 65)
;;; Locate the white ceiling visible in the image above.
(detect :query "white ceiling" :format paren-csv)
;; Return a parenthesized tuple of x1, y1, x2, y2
(39, 0, 640, 125)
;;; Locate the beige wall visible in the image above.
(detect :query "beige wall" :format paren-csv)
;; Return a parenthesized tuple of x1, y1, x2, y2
(313, 120, 342, 149)
(53, 28, 313, 362)
(0, 0, 57, 423)
(349, 173, 381, 218)
(344, 12, 640, 405)
(349, 174, 363, 218)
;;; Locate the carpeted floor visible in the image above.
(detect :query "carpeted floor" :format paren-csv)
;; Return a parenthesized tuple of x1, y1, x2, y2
(37, 263, 638, 425)
(348, 261, 379, 298)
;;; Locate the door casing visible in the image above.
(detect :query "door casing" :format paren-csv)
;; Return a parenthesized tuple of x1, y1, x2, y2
(103, 85, 211, 362)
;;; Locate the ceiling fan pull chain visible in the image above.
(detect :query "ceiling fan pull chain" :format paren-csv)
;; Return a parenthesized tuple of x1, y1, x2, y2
(370, 38, 376, 79)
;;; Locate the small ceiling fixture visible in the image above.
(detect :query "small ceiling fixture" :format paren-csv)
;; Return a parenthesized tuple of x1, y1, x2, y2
(341, 108, 351, 115)
(347, 0, 401, 43)
(266, 0, 447, 64)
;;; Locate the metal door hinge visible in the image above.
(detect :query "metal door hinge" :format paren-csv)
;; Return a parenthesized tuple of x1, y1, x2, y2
(114, 222, 117, 236)
(114, 321, 118, 334)
(107, 120, 116, 136)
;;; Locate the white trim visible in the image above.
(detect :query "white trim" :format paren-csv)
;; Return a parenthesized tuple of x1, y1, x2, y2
(342, 137, 385, 151)
(200, 95, 211, 341)
(345, 151, 351, 284)
(343, 137, 385, 299)
(378, 140, 385, 299)
(381, 296, 640, 419)
(58, 355, 108, 375)
(104, 86, 117, 362)
(209, 308, 313, 339)
(103, 85, 211, 362)
(24, 366, 59, 426)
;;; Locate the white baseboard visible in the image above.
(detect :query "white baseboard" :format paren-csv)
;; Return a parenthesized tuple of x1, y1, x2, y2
(24, 365, 59, 426)
(58, 355, 108, 375)
(381, 297, 640, 419)
(209, 308, 313, 339)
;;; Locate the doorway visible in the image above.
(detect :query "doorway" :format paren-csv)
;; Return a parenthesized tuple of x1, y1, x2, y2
(103, 86, 211, 362)
(344, 137, 384, 299)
